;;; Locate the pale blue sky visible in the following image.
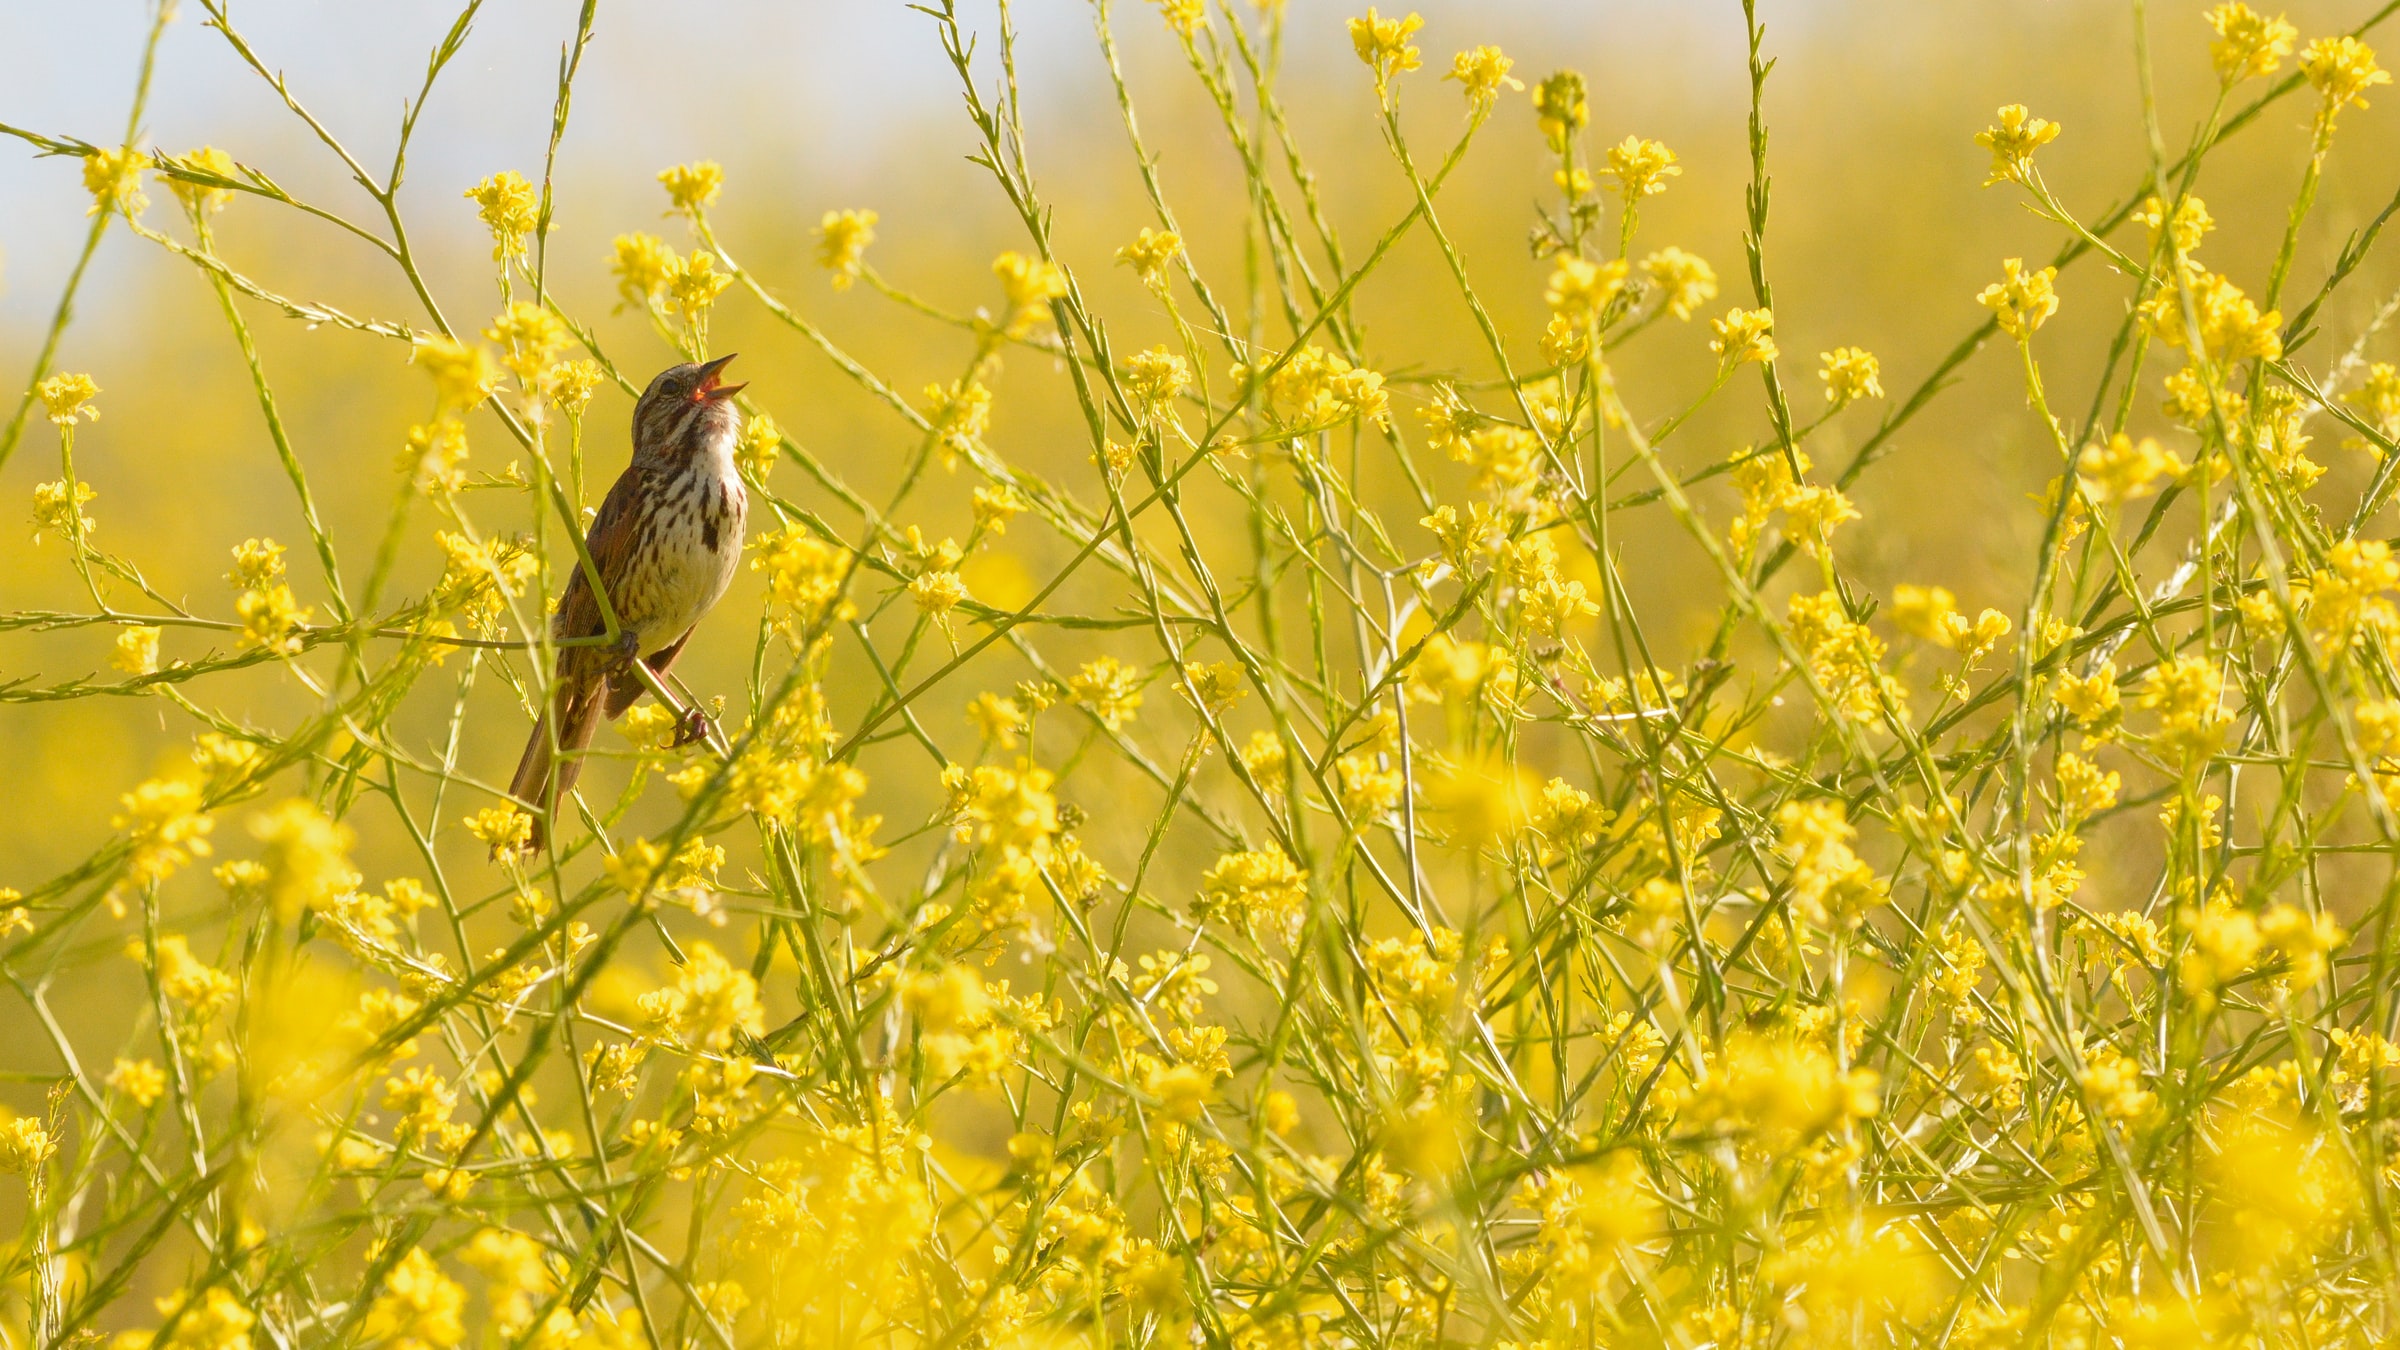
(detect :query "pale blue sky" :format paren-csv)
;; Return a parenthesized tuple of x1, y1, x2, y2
(0, 1, 1751, 336)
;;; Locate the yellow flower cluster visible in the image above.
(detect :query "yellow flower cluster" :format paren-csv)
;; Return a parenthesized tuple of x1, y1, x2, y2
(464, 170, 539, 262)
(816, 208, 878, 288)
(1346, 8, 1423, 97)
(1973, 104, 2059, 186)
(657, 159, 723, 214)
(2205, 3, 2296, 84)
(228, 537, 311, 655)
(1788, 589, 1906, 725)
(1238, 344, 1389, 427)
(1709, 306, 1776, 364)
(1444, 45, 1521, 115)
(1977, 257, 2059, 338)
(993, 250, 1068, 338)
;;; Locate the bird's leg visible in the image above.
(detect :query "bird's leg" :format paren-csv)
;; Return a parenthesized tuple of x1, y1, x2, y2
(671, 705, 713, 748)
(604, 629, 641, 672)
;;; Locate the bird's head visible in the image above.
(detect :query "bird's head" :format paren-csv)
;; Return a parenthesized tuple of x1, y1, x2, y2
(632, 353, 745, 459)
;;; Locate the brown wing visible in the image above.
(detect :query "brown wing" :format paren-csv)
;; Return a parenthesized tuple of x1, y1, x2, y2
(554, 464, 650, 678)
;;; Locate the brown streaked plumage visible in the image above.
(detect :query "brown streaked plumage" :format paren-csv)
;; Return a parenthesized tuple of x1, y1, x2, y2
(508, 354, 750, 849)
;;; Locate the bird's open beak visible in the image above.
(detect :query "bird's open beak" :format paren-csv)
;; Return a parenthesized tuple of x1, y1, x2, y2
(694, 353, 746, 401)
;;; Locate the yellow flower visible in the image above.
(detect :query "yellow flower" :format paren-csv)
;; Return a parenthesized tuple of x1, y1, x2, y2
(411, 336, 498, 411)
(1973, 104, 2060, 186)
(2260, 903, 2345, 991)
(610, 231, 677, 309)
(2055, 751, 2120, 819)
(639, 941, 765, 1052)
(1818, 347, 1883, 404)
(1178, 660, 1247, 714)
(249, 798, 359, 923)
(1763, 1223, 1938, 1340)
(657, 160, 724, 214)
(736, 411, 781, 482)
(2075, 432, 2184, 505)
(1709, 306, 1777, 364)
(1070, 656, 1145, 730)
(31, 478, 97, 543)
(1116, 227, 1183, 287)
(82, 146, 147, 216)
(971, 484, 1028, 533)
(228, 537, 287, 590)
(1889, 583, 1959, 644)
(1422, 752, 1534, 847)
(145, 934, 235, 1017)
(816, 208, 878, 289)
(909, 569, 968, 618)
(1775, 798, 1887, 927)
(2138, 267, 2279, 362)
(482, 302, 570, 387)
(1976, 258, 2059, 339)
(1604, 136, 1680, 198)
(1237, 345, 1388, 425)
(923, 378, 992, 467)
(2205, 5, 2296, 84)
(994, 251, 1068, 336)
(2133, 192, 2213, 256)
(227, 539, 311, 653)
(463, 806, 533, 853)
(1347, 7, 1424, 96)
(2349, 361, 2400, 446)
(542, 359, 602, 418)
(1195, 848, 1307, 945)
(234, 586, 311, 655)
(2302, 35, 2390, 116)
(0, 1117, 55, 1174)
(1682, 1031, 1879, 1147)
(1641, 247, 1718, 321)
(1115, 348, 1189, 419)
(1146, 1061, 1216, 1122)
(1544, 256, 1627, 328)
(1533, 70, 1588, 150)
(1237, 731, 1288, 792)
(602, 837, 668, 899)
(2056, 660, 2122, 726)
(360, 1248, 466, 1350)
(1335, 752, 1404, 821)
(1445, 46, 1522, 115)
(751, 526, 857, 632)
(37, 372, 100, 426)
(160, 145, 237, 214)
(2307, 537, 2400, 648)
(112, 625, 161, 677)
(115, 779, 216, 892)
(2137, 655, 2229, 763)
(463, 170, 539, 262)
(665, 249, 733, 324)
(1783, 484, 1860, 559)
(150, 1287, 257, 1347)
(1149, 0, 1205, 37)
(107, 1057, 166, 1108)
(966, 692, 1025, 748)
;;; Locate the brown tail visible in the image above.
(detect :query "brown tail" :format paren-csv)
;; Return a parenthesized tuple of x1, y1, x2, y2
(508, 673, 606, 852)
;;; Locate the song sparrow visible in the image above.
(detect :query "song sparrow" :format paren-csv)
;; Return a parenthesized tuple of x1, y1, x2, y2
(508, 353, 749, 850)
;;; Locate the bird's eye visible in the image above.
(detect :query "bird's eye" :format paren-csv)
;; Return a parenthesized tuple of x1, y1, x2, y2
(659, 378, 682, 398)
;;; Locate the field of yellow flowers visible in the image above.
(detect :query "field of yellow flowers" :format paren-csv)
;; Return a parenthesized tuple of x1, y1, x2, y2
(9, 0, 2400, 1344)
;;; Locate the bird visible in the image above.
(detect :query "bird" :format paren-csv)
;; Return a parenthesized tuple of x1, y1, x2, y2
(508, 353, 750, 850)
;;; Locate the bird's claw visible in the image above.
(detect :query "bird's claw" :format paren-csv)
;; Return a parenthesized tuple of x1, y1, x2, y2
(671, 706, 712, 748)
